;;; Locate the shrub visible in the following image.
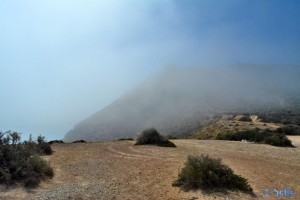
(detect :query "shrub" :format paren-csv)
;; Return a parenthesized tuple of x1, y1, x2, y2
(216, 128, 294, 147)
(277, 125, 300, 135)
(29, 156, 54, 177)
(48, 140, 64, 145)
(24, 156, 54, 187)
(173, 155, 252, 192)
(37, 135, 52, 155)
(72, 140, 87, 143)
(135, 128, 176, 147)
(0, 131, 53, 187)
(257, 111, 300, 126)
(264, 133, 293, 147)
(238, 116, 252, 122)
(116, 138, 134, 141)
(39, 142, 53, 155)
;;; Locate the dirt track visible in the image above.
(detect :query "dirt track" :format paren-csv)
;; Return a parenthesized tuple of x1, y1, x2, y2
(1, 139, 299, 200)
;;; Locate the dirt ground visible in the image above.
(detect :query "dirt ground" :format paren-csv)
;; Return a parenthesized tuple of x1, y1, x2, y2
(288, 136, 300, 147)
(1, 139, 299, 200)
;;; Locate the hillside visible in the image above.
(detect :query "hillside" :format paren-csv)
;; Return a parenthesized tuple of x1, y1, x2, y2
(64, 66, 300, 142)
(191, 114, 292, 139)
(1, 139, 299, 199)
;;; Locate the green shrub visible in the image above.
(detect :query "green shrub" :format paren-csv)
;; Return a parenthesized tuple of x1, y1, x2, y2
(135, 128, 176, 147)
(36, 135, 53, 155)
(116, 138, 134, 141)
(72, 140, 87, 143)
(24, 175, 41, 187)
(24, 156, 54, 187)
(238, 116, 252, 122)
(264, 133, 293, 147)
(0, 167, 10, 183)
(173, 155, 252, 192)
(216, 128, 294, 147)
(0, 131, 53, 187)
(257, 111, 300, 126)
(29, 156, 54, 177)
(39, 142, 53, 155)
(48, 140, 64, 145)
(277, 125, 300, 135)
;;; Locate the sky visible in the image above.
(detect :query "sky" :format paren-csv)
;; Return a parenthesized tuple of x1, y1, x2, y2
(1, 0, 300, 141)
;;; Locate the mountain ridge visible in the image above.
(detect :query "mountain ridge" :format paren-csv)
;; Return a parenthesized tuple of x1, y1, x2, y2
(64, 66, 300, 142)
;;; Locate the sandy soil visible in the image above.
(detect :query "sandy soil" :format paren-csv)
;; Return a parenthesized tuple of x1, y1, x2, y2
(288, 136, 300, 147)
(0, 140, 299, 200)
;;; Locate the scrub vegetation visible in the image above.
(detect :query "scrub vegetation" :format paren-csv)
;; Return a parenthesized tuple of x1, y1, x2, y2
(135, 128, 176, 147)
(173, 155, 253, 193)
(216, 128, 294, 147)
(0, 131, 53, 187)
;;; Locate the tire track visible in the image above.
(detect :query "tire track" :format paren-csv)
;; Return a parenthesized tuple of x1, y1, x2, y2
(106, 144, 178, 161)
(107, 145, 161, 159)
(128, 145, 179, 158)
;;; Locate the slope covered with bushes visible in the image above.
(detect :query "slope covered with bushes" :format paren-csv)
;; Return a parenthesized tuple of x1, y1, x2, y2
(216, 128, 294, 147)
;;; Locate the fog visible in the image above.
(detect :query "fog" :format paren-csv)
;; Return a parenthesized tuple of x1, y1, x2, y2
(0, 1, 300, 141)
(65, 66, 300, 142)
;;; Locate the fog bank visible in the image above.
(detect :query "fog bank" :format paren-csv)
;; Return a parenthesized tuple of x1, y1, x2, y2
(64, 66, 300, 142)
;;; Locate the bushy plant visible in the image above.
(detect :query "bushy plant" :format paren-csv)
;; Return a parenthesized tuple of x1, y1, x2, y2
(0, 131, 53, 187)
(173, 155, 252, 192)
(264, 133, 293, 147)
(277, 125, 300, 135)
(24, 156, 54, 187)
(48, 140, 64, 145)
(257, 111, 300, 126)
(238, 116, 252, 122)
(116, 138, 134, 141)
(216, 128, 294, 147)
(135, 128, 176, 147)
(37, 135, 53, 155)
(72, 140, 87, 143)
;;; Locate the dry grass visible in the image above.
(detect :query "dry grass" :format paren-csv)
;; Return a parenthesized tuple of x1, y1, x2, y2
(0, 139, 299, 200)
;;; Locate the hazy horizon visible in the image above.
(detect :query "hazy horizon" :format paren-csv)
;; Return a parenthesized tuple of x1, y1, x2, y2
(1, 0, 300, 141)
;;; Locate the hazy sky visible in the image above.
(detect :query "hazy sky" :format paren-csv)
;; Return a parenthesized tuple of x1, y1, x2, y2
(1, 0, 300, 140)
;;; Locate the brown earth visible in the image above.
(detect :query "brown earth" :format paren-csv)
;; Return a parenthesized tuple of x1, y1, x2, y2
(1, 139, 299, 200)
(288, 136, 300, 147)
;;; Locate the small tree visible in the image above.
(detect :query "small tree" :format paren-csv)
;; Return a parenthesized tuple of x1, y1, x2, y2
(9, 131, 21, 146)
(37, 135, 45, 145)
(37, 135, 52, 155)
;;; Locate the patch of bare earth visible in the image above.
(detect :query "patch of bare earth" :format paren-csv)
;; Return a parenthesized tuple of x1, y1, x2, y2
(288, 136, 300, 147)
(1, 140, 299, 200)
